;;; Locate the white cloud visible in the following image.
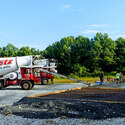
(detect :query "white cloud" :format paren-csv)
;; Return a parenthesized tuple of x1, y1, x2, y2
(83, 30, 100, 34)
(61, 5, 83, 12)
(62, 5, 70, 9)
(116, 34, 125, 38)
(106, 31, 125, 40)
(89, 24, 110, 28)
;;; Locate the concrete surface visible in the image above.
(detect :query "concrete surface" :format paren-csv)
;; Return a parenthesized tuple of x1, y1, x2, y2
(95, 82, 125, 88)
(0, 83, 86, 106)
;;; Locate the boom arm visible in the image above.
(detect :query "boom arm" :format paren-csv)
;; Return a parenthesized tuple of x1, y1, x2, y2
(39, 69, 90, 86)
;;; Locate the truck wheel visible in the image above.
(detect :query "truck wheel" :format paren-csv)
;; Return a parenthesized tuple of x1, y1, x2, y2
(0, 80, 3, 89)
(21, 81, 32, 90)
(31, 84, 34, 88)
(41, 78, 48, 85)
(30, 82, 34, 89)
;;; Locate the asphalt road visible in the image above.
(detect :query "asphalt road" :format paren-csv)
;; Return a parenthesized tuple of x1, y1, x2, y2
(0, 83, 86, 107)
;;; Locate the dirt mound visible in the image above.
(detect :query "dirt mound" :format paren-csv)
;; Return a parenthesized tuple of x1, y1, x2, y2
(0, 97, 125, 120)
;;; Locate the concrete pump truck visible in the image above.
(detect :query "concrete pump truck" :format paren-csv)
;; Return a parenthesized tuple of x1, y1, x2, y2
(0, 55, 57, 90)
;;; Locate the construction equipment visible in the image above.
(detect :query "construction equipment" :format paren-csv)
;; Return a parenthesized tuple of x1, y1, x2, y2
(0, 55, 57, 90)
(39, 69, 89, 85)
(0, 55, 89, 90)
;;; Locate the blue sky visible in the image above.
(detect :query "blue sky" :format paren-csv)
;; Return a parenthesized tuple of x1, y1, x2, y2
(0, 0, 125, 50)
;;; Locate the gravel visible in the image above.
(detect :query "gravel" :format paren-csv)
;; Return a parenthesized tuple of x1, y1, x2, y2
(1, 97, 125, 119)
(0, 83, 125, 125)
(0, 83, 86, 106)
(0, 114, 125, 125)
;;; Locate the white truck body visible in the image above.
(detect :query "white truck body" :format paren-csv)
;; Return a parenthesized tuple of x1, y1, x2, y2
(0, 55, 57, 79)
(0, 56, 32, 76)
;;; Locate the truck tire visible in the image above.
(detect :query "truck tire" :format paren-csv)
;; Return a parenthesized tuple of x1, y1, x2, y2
(31, 84, 34, 89)
(41, 78, 48, 85)
(21, 81, 32, 90)
(30, 82, 34, 89)
(0, 80, 3, 89)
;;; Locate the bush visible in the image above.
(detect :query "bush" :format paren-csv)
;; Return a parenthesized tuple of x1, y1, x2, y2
(110, 71, 117, 76)
(71, 64, 90, 77)
(91, 70, 101, 77)
(69, 73, 78, 78)
(120, 67, 125, 75)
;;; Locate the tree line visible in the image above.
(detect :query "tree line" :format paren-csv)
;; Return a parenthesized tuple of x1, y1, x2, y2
(42, 33, 125, 76)
(0, 44, 41, 57)
(1, 32, 125, 77)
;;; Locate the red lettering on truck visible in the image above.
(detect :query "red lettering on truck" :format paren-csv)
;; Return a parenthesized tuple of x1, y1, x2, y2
(0, 59, 13, 65)
(7, 60, 13, 64)
(0, 60, 3, 65)
(4, 60, 8, 65)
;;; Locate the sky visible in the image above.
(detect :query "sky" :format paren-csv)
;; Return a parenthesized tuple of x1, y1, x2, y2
(0, 0, 125, 50)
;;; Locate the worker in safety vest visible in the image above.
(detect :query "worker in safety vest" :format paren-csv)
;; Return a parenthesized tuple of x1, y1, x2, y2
(116, 71, 121, 83)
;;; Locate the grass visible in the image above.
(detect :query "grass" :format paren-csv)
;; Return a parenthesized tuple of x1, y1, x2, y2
(79, 77, 99, 83)
(50, 77, 99, 84)
(50, 76, 116, 84)
(52, 78, 76, 83)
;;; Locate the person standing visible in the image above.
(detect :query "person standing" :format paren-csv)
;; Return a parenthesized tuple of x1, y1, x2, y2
(99, 71, 104, 85)
(116, 71, 121, 83)
(119, 72, 124, 81)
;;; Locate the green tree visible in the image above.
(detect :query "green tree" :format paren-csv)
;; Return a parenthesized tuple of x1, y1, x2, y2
(31, 48, 40, 55)
(0, 47, 2, 57)
(71, 63, 89, 77)
(1, 43, 18, 57)
(115, 37, 125, 72)
(17, 46, 31, 56)
(43, 36, 74, 74)
(91, 33, 116, 72)
(71, 36, 92, 71)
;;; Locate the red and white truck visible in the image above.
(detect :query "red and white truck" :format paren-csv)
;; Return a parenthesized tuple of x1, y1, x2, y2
(0, 55, 57, 90)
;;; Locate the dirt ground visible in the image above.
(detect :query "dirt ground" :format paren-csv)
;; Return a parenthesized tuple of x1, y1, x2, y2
(1, 85, 125, 120)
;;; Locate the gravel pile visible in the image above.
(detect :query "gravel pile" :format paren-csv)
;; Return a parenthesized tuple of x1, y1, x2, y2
(0, 97, 125, 121)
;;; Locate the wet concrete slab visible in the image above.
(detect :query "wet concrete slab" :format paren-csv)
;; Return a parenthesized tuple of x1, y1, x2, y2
(94, 82, 125, 88)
